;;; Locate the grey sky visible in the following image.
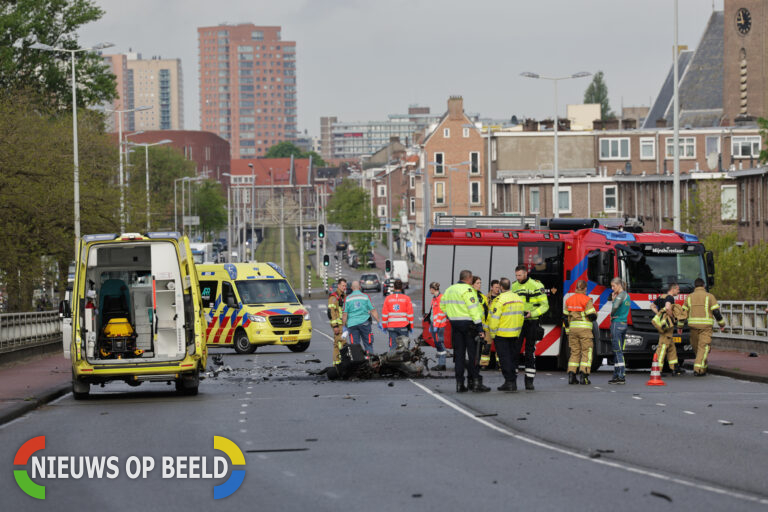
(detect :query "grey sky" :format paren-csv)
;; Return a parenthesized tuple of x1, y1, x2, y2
(79, 0, 722, 137)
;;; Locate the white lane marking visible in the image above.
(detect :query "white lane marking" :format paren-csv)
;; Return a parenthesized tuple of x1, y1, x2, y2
(656, 403, 667, 407)
(763, 431, 768, 435)
(409, 379, 768, 506)
(49, 393, 73, 405)
(632, 396, 643, 400)
(315, 330, 334, 341)
(241, 404, 248, 408)
(684, 411, 696, 415)
(246, 391, 252, 395)
(240, 411, 247, 415)
(718, 420, 733, 425)
(240, 429, 247, 433)
(239, 419, 246, 423)
(247, 386, 253, 390)
(593, 386, 602, 390)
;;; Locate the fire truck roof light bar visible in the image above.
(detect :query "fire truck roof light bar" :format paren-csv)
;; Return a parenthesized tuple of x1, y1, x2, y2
(674, 231, 699, 243)
(591, 229, 636, 242)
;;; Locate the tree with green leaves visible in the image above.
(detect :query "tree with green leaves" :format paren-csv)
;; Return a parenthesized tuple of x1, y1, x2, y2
(584, 71, 614, 120)
(194, 180, 227, 240)
(326, 179, 374, 256)
(264, 141, 327, 167)
(758, 117, 768, 164)
(1, 0, 117, 109)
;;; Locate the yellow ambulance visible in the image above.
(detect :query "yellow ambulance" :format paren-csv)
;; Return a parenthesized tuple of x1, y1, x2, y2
(61, 232, 208, 399)
(196, 263, 312, 354)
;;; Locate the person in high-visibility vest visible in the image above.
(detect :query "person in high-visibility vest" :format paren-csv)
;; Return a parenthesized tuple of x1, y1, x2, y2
(327, 278, 347, 365)
(428, 282, 448, 371)
(510, 265, 549, 390)
(651, 283, 685, 375)
(381, 279, 414, 349)
(471, 276, 492, 367)
(683, 277, 725, 376)
(441, 269, 490, 393)
(488, 277, 524, 391)
(563, 279, 597, 385)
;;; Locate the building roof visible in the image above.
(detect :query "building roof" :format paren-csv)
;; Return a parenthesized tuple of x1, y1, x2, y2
(643, 11, 724, 129)
(230, 158, 312, 186)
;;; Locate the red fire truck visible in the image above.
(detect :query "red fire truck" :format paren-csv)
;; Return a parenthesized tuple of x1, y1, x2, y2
(421, 217, 715, 370)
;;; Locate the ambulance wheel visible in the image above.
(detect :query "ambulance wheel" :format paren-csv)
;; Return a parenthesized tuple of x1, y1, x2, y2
(176, 371, 199, 396)
(72, 372, 90, 400)
(288, 341, 310, 352)
(234, 330, 256, 354)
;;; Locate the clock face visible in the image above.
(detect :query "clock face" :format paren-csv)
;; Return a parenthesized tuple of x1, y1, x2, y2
(736, 7, 751, 35)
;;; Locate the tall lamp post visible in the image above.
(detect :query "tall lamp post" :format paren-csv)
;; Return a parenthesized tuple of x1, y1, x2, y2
(521, 71, 591, 218)
(106, 105, 152, 231)
(248, 162, 255, 262)
(30, 41, 114, 246)
(129, 139, 172, 231)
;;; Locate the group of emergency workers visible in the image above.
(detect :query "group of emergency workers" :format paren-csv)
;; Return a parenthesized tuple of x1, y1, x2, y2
(327, 267, 725, 388)
(327, 277, 414, 363)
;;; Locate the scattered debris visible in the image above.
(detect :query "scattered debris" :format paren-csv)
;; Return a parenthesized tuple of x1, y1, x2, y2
(718, 420, 733, 426)
(401, 403, 407, 407)
(411, 494, 422, 498)
(475, 413, 498, 418)
(589, 451, 601, 459)
(388, 382, 394, 387)
(749, 352, 758, 357)
(304, 359, 321, 364)
(313, 394, 319, 398)
(305, 438, 318, 442)
(212, 354, 224, 366)
(650, 491, 672, 502)
(517, 417, 527, 421)
(595, 449, 614, 454)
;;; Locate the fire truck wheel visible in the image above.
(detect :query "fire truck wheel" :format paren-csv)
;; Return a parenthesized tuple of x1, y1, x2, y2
(234, 330, 256, 354)
(288, 341, 310, 352)
(72, 371, 90, 400)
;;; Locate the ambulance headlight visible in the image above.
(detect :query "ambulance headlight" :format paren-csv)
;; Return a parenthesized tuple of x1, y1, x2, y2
(248, 314, 267, 323)
(304, 313, 310, 321)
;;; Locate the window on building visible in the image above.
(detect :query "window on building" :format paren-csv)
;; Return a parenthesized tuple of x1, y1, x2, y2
(554, 186, 572, 214)
(491, 139, 497, 161)
(433, 153, 444, 175)
(741, 182, 747, 222)
(731, 136, 761, 158)
(377, 205, 387, 218)
(252, 31, 263, 40)
(530, 188, 540, 214)
(705, 136, 721, 157)
(463, 127, 470, 138)
(470, 152, 480, 174)
(599, 138, 630, 160)
(470, 182, 481, 205)
(409, 175, 415, 189)
(377, 185, 387, 198)
(410, 197, 416, 215)
(443, 128, 450, 138)
(603, 185, 617, 212)
(640, 137, 655, 160)
(665, 137, 696, 158)
(435, 182, 445, 205)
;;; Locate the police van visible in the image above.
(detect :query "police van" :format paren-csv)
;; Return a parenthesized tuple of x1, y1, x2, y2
(196, 263, 312, 354)
(60, 232, 208, 398)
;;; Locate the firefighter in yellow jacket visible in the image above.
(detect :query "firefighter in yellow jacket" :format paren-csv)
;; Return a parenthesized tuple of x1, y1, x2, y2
(651, 283, 686, 375)
(327, 278, 347, 365)
(683, 278, 725, 376)
(488, 277, 524, 391)
(563, 280, 597, 385)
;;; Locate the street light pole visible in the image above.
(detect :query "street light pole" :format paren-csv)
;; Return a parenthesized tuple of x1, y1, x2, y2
(521, 71, 591, 218)
(248, 162, 255, 262)
(30, 41, 113, 246)
(128, 139, 171, 232)
(672, 0, 681, 231)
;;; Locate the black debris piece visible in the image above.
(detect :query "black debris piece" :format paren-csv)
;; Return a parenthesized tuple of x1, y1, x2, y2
(475, 413, 498, 418)
(650, 491, 672, 502)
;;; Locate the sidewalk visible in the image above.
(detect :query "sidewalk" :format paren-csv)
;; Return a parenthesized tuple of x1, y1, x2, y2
(0, 353, 71, 424)
(683, 348, 768, 383)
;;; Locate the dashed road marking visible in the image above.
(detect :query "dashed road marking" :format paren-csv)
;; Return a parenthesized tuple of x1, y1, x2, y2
(409, 379, 768, 507)
(656, 403, 666, 407)
(240, 429, 247, 433)
(762, 431, 768, 435)
(593, 386, 602, 390)
(718, 419, 733, 425)
(684, 411, 696, 415)
(240, 411, 247, 415)
(246, 391, 252, 395)
(632, 396, 643, 400)
(241, 403, 248, 408)
(239, 419, 246, 423)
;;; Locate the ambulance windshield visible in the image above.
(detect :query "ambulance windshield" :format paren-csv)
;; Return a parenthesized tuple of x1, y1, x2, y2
(625, 253, 705, 294)
(236, 279, 298, 304)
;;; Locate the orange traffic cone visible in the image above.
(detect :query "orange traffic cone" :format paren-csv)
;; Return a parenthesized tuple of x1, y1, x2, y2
(646, 353, 666, 386)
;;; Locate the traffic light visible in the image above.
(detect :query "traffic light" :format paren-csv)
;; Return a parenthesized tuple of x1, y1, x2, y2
(323, 254, 330, 266)
(385, 259, 392, 274)
(318, 223, 325, 239)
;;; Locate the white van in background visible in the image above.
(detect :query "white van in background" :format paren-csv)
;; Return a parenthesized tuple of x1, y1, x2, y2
(391, 260, 409, 289)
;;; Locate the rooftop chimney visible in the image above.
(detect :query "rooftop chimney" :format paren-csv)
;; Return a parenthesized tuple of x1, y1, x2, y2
(447, 96, 464, 120)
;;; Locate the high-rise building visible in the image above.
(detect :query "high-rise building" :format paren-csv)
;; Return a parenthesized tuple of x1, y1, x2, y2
(103, 52, 183, 131)
(198, 24, 297, 158)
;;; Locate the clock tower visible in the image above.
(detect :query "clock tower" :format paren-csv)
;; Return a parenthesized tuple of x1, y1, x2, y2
(723, 1, 768, 123)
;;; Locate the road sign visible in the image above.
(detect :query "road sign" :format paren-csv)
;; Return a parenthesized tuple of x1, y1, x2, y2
(182, 216, 200, 226)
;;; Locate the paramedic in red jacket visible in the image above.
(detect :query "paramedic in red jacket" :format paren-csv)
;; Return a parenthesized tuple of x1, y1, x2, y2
(381, 279, 414, 349)
(429, 281, 448, 371)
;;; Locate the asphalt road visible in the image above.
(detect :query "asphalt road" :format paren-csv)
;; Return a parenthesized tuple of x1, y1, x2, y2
(2, 278, 768, 511)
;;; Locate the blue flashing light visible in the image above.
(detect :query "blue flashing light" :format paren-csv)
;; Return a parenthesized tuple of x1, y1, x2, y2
(267, 262, 287, 278)
(82, 234, 117, 242)
(146, 231, 181, 239)
(223, 263, 238, 280)
(674, 231, 699, 242)
(591, 229, 636, 242)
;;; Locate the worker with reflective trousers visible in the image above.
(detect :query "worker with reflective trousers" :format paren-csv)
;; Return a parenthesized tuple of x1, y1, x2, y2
(683, 277, 726, 376)
(510, 265, 550, 390)
(563, 279, 597, 385)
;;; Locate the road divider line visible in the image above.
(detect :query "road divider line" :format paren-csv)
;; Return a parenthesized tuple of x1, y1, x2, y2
(656, 403, 666, 406)
(684, 410, 696, 415)
(409, 379, 768, 506)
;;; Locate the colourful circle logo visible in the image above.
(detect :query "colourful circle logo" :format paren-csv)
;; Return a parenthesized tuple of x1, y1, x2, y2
(14, 436, 46, 500)
(213, 436, 245, 499)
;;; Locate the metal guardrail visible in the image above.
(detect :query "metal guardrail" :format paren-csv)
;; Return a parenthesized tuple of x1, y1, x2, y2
(716, 301, 768, 343)
(0, 311, 61, 354)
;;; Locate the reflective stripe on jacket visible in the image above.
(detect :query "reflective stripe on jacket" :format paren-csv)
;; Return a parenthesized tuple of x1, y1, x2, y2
(431, 294, 448, 328)
(684, 286, 724, 327)
(488, 291, 525, 337)
(441, 282, 483, 325)
(510, 278, 549, 319)
(565, 292, 596, 330)
(382, 292, 414, 329)
(328, 292, 344, 327)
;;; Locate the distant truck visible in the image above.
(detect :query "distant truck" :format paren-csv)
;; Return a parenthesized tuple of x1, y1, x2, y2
(391, 260, 409, 289)
(190, 242, 214, 264)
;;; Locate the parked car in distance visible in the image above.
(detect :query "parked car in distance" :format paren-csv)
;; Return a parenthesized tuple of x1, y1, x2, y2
(336, 240, 348, 252)
(365, 251, 376, 268)
(360, 273, 381, 292)
(382, 277, 394, 297)
(347, 250, 359, 268)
